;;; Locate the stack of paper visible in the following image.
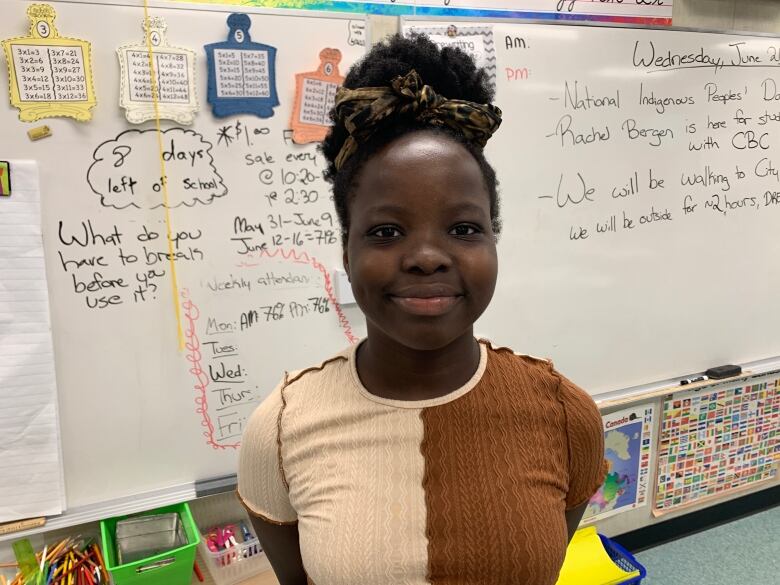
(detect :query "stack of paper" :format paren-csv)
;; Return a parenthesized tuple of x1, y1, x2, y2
(0, 160, 66, 523)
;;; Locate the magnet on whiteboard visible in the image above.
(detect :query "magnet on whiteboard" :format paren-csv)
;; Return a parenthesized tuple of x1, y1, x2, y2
(27, 125, 52, 141)
(0, 161, 10, 196)
(333, 269, 356, 305)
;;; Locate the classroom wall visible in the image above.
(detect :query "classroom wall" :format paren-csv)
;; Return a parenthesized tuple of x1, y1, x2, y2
(55, 0, 780, 549)
(385, 1, 780, 539)
(558, 1, 780, 537)
(349, 0, 780, 546)
(590, 0, 780, 537)
(1, 0, 776, 554)
(600, 1, 780, 537)
(674, 0, 780, 32)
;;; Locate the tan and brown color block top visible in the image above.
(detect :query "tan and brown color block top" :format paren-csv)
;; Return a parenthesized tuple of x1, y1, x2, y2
(238, 340, 606, 585)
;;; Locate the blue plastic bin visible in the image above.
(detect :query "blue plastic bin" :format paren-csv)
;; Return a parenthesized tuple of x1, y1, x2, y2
(598, 534, 647, 584)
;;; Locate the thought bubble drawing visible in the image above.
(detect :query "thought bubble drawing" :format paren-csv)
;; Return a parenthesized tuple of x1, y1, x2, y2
(87, 127, 227, 210)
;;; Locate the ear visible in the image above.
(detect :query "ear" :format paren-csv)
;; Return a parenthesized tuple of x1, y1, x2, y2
(342, 248, 350, 281)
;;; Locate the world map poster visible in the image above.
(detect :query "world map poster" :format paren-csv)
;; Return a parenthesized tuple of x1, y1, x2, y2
(583, 404, 655, 523)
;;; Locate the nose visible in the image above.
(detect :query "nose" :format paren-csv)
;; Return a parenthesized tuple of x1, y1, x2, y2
(401, 233, 452, 275)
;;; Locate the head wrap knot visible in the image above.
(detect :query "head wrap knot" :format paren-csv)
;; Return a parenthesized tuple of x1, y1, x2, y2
(332, 69, 502, 171)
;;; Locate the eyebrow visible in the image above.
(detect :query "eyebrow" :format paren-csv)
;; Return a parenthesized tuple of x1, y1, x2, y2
(363, 204, 408, 216)
(445, 202, 489, 215)
(364, 202, 488, 216)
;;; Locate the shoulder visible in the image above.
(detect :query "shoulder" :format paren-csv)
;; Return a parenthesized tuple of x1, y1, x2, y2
(480, 338, 551, 367)
(244, 346, 353, 434)
(278, 345, 353, 402)
(479, 338, 558, 393)
(479, 338, 600, 418)
(283, 347, 351, 392)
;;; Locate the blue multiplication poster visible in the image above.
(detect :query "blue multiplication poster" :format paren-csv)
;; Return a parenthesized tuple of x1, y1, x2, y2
(204, 13, 279, 118)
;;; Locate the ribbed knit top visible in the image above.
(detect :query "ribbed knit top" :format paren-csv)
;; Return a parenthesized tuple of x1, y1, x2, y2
(238, 339, 607, 585)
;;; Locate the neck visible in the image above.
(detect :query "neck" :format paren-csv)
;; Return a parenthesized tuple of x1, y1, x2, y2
(356, 327, 481, 401)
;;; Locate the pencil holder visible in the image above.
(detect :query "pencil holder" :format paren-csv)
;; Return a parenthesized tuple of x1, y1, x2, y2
(189, 494, 271, 585)
(197, 521, 270, 585)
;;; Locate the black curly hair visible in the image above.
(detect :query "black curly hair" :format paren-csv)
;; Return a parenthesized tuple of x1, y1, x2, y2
(320, 33, 501, 246)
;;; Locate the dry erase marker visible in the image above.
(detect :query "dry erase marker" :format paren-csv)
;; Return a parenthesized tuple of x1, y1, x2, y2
(240, 520, 251, 541)
(680, 375, 708, 385)
(240, 521, 254, 557)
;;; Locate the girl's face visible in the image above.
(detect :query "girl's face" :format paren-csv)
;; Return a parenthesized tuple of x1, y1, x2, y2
(344, 131, 498, 351)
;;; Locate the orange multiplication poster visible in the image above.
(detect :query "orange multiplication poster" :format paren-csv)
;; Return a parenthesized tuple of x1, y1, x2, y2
(290, 48, 344, 144)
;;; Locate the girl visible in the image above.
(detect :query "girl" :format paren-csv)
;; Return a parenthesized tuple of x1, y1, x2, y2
(238, 34, 606, 585)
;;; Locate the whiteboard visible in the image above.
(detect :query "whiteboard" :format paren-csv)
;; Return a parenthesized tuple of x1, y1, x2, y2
(1, 0, 367, 512)
(4, 0, 780, 518)
(439, 20, 780, 394)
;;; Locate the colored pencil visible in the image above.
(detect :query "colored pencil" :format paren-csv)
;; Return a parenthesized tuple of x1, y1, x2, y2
(89, 545, 107, 583)
(193, 559, 204, 582)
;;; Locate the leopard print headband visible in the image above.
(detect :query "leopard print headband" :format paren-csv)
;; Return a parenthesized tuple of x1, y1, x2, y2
(332, 69, 502, 171)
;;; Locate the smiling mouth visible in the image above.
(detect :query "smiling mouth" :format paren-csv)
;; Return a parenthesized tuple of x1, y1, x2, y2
(389, 295, 462, 316)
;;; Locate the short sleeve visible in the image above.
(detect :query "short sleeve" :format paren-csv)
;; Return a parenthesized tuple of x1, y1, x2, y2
(237, 382, 298, 524)
(555, 371, 608, 510)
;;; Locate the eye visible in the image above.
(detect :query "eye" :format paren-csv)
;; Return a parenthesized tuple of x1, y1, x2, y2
(449, 223, 482, 237)
(367, 225, 402, 239)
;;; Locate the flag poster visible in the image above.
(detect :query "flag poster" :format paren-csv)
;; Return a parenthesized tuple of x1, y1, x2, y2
(655, 377, 779, 513)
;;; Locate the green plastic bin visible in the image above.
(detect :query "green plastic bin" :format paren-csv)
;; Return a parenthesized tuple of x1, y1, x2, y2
(100, 502, 201, 585)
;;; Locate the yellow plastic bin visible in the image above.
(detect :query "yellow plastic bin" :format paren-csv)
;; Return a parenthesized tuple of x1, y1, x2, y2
(556, 526, 644, 585)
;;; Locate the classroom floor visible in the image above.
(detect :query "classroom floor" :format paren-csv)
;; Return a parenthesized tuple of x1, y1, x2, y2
(634, 505, 780, 584)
